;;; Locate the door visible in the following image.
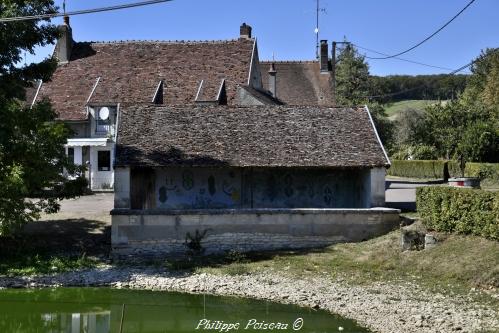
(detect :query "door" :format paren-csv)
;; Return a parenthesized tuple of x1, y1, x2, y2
(130, 168, 156, 210)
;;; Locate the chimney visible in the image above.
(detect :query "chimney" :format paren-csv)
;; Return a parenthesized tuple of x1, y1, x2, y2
(320, 40, 329, 72)
(240, 23, 252, 39)
(55, 15, 73, 64)
(268, 63, 277, 98)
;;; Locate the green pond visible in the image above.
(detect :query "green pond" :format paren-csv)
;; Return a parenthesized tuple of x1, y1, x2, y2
(0, 288, 371, 332)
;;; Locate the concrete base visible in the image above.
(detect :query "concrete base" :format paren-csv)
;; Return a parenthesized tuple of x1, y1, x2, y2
(111, 208, 400, 257)
(448, 177, 481, 189)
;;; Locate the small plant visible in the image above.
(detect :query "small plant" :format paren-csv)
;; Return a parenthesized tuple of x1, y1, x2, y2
(100, 182, 112, 190)
(225, 249, 248, 264)
(185, 229, 208, 256)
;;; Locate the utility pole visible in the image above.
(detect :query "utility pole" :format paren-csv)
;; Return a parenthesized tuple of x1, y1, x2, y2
(314, 0, 326, 59)
(315, 0, 319, 59)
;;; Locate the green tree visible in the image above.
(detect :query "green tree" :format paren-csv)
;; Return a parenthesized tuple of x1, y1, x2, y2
(462, 48, 499, 110)
(367, 102, 394, 151)
(334, 42, 394, 148)
(335, 41, 370, 105)
(0, 1, 86, 235)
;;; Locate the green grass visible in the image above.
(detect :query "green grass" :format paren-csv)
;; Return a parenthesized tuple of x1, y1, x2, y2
(0, 234, 101, 277)
(0, 253, 98, 276)
(385, 100, 442, 118)
(196, 225, 499, 298)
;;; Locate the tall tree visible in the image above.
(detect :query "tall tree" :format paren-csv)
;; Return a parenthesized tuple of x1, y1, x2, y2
(0, 1, 86, 235)
(335, 41, 394, 148)
(335, 41, 370, 106)
(462, 48, 499, 110)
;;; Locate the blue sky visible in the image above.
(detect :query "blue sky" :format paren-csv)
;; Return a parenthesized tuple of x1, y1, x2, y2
(26, 0, 498, 76)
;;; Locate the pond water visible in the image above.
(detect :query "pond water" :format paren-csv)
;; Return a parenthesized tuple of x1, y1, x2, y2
(0, 288, 371, 332)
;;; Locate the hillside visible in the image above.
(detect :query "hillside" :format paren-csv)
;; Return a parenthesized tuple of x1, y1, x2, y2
(385, 100, 447, 120)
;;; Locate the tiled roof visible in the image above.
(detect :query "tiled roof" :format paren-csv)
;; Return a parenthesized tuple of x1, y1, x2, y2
(260, 61, 334, 106)
(239, 85, 282, 105)
(36, 39, 255, 120)
(115, 105, 389, 168)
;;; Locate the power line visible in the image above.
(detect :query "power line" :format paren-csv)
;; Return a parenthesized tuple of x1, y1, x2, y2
(366, 0, 477, 60)
(365, 61, 474, 99)
(0, 0, 172, 22)
(353, 44, 455, 71)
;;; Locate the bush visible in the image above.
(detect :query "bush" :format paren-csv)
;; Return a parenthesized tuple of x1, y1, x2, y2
(389, 160, 499, 184)
(387, 160, 447, 179)
(392, 145, 438, 161)
(416, 186, 499, 240)
(448, 162, 499, 182)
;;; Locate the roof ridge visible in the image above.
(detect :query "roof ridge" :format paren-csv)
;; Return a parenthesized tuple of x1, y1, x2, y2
(76, 38, 251, 45)
(260, 60, 318, 64)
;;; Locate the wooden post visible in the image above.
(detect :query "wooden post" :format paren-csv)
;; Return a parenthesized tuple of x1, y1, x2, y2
(119, 303, 126, 333)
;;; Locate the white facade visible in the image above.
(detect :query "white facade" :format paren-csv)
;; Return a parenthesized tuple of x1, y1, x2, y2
(65, 105, 118, 191)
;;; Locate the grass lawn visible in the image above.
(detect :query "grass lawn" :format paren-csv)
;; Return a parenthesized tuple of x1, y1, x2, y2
(191, 224, 498, 300)
(385, 100, 443, 119)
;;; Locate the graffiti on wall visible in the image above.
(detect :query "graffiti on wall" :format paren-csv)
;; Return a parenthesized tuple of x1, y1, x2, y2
(157, 168, 241, 209)
(255, 170, 368, 208)
(158, 175, 178, 203)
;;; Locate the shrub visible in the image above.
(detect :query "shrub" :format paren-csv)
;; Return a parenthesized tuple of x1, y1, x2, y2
(392, 145, 438, 160)
(388, 160, 499, 184)
(416, 186, 499, 240)
(387, 160, 447, 179)
(448, 162, 499, 181)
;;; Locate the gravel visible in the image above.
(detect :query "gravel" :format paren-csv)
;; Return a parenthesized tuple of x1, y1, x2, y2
(1, 267, 498, 333)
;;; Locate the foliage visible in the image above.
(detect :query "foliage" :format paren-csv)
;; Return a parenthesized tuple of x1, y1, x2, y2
(393, 108, 428, 144)
(369, 74, 467, 104)
(387, 160, 447, 179)
(448, 162, 499, 182)
(0, 1, 87, 235)
(406, 100, 498, 162)
(335, 41, 370, 106)
(391, 144, 438, 161)
(462, 48, 499, 111)
(0, 252, 96, 276)
(457, 120, 499, 163)
(417, 186, 499, 240)
(185, 229, 208, 255)
(389, 49, 499, 163)
(334, 42, 394, 148)
(367, 102, 394, 150)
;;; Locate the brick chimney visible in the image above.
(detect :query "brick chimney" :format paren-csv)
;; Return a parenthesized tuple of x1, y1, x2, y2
(240, 23, 252, 39)
(320, 40, 329, 72)
(268, 62, 277, 98)
(55, 15, 73, 64)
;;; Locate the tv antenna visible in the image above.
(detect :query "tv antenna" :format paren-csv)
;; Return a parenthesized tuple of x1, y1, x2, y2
(63, 0, 66, 14)
(315, 0, 326, 59)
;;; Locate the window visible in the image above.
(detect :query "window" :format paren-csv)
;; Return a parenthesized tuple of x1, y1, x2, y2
(95, 106, 115, 134)
(67, 147, 74, 162)
(97, 151, 111, 171)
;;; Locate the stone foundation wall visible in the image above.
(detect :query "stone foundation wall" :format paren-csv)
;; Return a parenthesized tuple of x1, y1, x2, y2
(111, 208, 400, 257)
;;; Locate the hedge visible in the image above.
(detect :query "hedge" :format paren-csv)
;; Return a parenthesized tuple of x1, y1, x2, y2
(416, 186, 499, 240)
(448, 162, 499, 182)
(387, 160, 447, 179)
(388, 160, 499, 183)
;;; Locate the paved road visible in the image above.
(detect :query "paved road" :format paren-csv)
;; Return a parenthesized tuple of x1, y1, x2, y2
(385, 178, 438, 211)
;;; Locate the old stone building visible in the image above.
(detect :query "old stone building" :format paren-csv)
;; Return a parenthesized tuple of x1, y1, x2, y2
(111, 104, 398, 256)
(34, 19, 397, 255)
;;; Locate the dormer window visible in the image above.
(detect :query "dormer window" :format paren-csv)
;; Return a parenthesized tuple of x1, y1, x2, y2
(94, 106, 116, 134)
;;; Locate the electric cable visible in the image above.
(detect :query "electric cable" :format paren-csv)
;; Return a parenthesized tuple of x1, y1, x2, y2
(0, 0, 172, 22)
(365, 0, 477, 59)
